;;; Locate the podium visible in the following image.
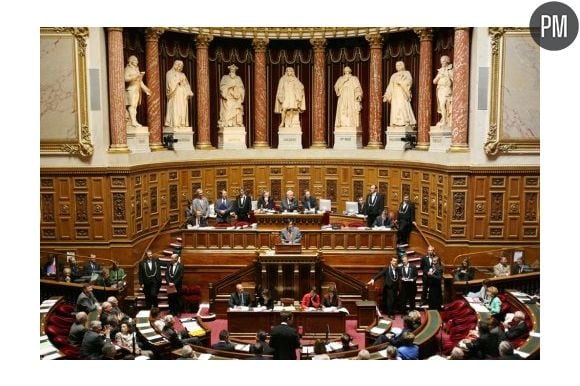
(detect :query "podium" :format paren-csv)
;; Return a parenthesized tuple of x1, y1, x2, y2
(275, 243, 302, 254)
(356, 300, 378, 331)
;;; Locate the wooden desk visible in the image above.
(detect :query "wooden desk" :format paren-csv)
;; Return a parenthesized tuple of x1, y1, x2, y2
(356, 300, 378, 331)
(254, 213, 325, 230)
(227, 309, 346, 335)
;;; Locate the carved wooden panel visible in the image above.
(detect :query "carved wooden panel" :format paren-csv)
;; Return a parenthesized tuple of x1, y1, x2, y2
(41, 178, 53, 188)
(91, 177, 104, 200)
(452, 176, 467, 187)
(169, 184, 178, 210)
(113, 192, 126, 222)
(402, 184, 410, 198)
(421, 218, 428, 227)
(525, 176, 539, 187)
(76, 228, 89, 239)
(111, 176, 126, 188)
(271, 179, 282, 201)
(191, 182, 201, 198)
(150, 187, 158, 214)
(299, 179, 310, 196)
(151, 218, 158, 228)
(169, 171, 178, 180)
(379, 169, 389, 177)
(270, 167, 282, 175)
(524, 192, 538, 222)
(326, 168, 337, 175)
(353, 180, 364, 201)
(353, 168, 364, 176)
(379, 182, 388, 205)
(243, 180, 254, 196)
(491, 177, 505, 188)
(474, 177, 487, 198)
(216, 181, 227, 196)
(490, 192, 504, 222)
(523, 227, 538, 238)
(474, 201, 485, 214)
(489, 227, 503, 238)
(41, 194, 55, 223)
(149, 173, 157, 182)
(216, 168, 227, 177)
(326, 180, 337, 202)
(75, 193, 88, 223)
(508, 177, 520, 198)
(437, 189, 443, 218)
(113, 227, 126, 236)
(135, 190, 142, 219)
(74, 178, 87, 189)
(191, 170, 201, 178)
(452, 191, 465, 221)
(422, 173, 429, 182)
(421, 186, 429, 214)
(451, 226, 465, 237)
(243, 168, 254, 176)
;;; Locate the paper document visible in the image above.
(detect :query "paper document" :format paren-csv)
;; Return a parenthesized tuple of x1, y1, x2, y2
(235, 344, 250, 352)
(198, 353, 212, 360)
(42, 352, 63, 360)
(302, 346, 314, 354)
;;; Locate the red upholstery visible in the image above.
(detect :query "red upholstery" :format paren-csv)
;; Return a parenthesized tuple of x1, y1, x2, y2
(234, 221, 250, 228)
(182, 284, 202, 312)
(347, 222, 365, 228)
(45, 324, 70, 338)
(51, 335, 70, 348)
(48, 314, 75, 327)
(322, 211, 330, 225)
(59, 345, 80, 359)
(54, 303, 75, 317)
(248, 211, 257, 224)
(214, 223, 230, 228)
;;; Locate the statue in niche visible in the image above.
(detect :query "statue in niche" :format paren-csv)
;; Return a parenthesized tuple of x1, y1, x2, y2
(433, 55, 453, 128)
(275, 67, 306, 129)
(383, 61, 416, 127)
(124, 55, 151, 127)
(334, 66, 363, 129)
(164, 60, 194, 128)
(218, 64, 245, 128)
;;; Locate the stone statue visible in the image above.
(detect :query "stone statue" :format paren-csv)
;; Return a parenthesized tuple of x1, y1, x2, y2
(275, 67, 306, 129)
(334, 66, 363, 129)
(433, 55, 453, 128)
(124, 55, 151, 127)
(383, 61, 416, 127)
(164, 60, 194, 128)
(218, 64, 245, 128)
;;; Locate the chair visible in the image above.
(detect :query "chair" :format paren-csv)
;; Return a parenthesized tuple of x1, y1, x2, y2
(54, 303, 75, 317)
(45, 324, 70, 338)
(47, 314, 75, 329)
(181, 284, 202, 313)
(347, 221, 365, 228)
(280, 298, 294, 306)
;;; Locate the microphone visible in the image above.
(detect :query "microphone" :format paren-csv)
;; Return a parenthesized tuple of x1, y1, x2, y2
(326, 324, 330, 344)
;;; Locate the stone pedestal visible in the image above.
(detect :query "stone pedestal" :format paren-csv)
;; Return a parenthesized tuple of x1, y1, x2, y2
(278, 128, 302, 150)
(429, 126, 452, 152)
(385, 126, 417, 151)
(333, 127, 362, 149)
(126, 125, 150, 153)
(218, 126, 247, 150)
(163, 126, 195, 151)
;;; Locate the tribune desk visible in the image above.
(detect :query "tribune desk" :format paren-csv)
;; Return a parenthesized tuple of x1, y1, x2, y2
(254, 212, 325, 230)
(227, 307, 346, 336)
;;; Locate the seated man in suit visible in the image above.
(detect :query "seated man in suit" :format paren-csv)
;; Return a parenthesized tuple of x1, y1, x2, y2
(228, 283, 251, 308)
(76, 283, 100, 314)
(211, 329, 235, 351)
(84, 254, 101, 276)
(301, 286, 321, 308)
(511, 258, 532, 275)
(280, 219, 301, 244)
(372, 209, 393, 227)
(233, 188, 252, 222)
(493, 256, 511, 277)
(215, 189, 233, 224)
(280, 189, 299, 212)
(357, 196, 365, 215)
(503, 310, 529, 340)
(301, 190, 317, 213)
(257, 190, 275, 212)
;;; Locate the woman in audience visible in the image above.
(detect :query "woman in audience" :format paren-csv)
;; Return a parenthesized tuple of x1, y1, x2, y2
(454, 258, 475, 281)
(485, 286, 502, 319)
(408, 310, 422, 331)
(397, 332, 419, 359)
(148, 307, 165, 334)
(322, 285, 342, 308)
(466, 278, 490, 301)
(115, 321, 153, 358)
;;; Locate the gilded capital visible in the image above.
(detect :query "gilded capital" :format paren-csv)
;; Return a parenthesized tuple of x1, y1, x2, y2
(413, 28, 433, 41)
(106, 27, 123, 33)
(365, 33, 383, 48)
(310, 38, 327, 51)
(195, 33, 213, 47)
(145, 27, 166, 41)
(252, 37, 269, 51)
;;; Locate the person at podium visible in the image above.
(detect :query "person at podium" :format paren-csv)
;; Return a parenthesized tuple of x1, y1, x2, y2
(280, 219, 301, 244)
(301, 286, 321, 309)
(281, 190, 299, 212)
(228, 283, 251, 308)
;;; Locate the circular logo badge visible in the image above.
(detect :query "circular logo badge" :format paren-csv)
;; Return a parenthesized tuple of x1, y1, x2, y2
(530, 1, 578, 50)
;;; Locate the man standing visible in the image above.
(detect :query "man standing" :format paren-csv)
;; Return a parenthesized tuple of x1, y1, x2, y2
(400, 256, 418, 311)
(270, 311, 301, 360)
(281, 190, 299, 212)
(301, 190, 317, 213)
(139, 250, 161, 309)
(420, 245, 436, 306)
(367, 257, 401, 318)
(233, 188, 252, 222)
(84, 254, 101, 276)
(364, 184, 384, 227)
(280, 220, 302, 244)
(395, 193, 415, 245)
(228, 283, 251, 308)
(215, 189, 233, 224)
(165, 254, 183, 316)
(191, 188, 210, 227)
(426, 255, 443, 310)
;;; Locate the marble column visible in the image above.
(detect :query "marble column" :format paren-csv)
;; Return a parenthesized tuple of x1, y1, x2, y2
(252, 38, 269, 148)
(365, 34, 383, 149)
(310, 38, 327, 148)
(107, 27, 129, 153)
(414, 28, 433, 151)
(450, 27, 470, 152)
(195, 34, 214, 149)
(145, 28, 165, 151)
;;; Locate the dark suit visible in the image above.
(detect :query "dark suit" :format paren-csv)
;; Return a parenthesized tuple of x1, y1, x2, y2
(270, 323, 300, 360)
(215, 197, 233, 224)
(257, 196, 275, 210)
(400, 263, 418, 311)
(301, 196, 317, 211)
(250, 342, 275, 355)
(322, 293, 342, 308)
(364, 192, 384, 227)
(505, 320, 528, 340)
(166, 262, 184, 315)
(84, 261, 101, 275)
(280, 227, 301, 244)
(426, 264, 443, 310)
(372, 264, 400, 315)
(420, 255, 434, 303)
(281, 198, 299, 212)
(357, 201, 365, 215)
(75, 291, 99, 314)
(139, 258, 162, 308)
(234, 195, 252, 221)
(228, 291, 251, 308)
(212, 340, 235, 351)
(80, 330, 108, 359)
(397, 201, 415, 244)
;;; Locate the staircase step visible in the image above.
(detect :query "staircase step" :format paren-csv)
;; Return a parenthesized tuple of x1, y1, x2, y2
(170, 243, 182, 248)
(176, 237, 182, 242)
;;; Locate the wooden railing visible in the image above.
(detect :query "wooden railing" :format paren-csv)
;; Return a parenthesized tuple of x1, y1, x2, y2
(448, 272, 540, 300)
(451, 246, 540, 276)
(321, 262, 368, 306)
(40, 250, 117, 282)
